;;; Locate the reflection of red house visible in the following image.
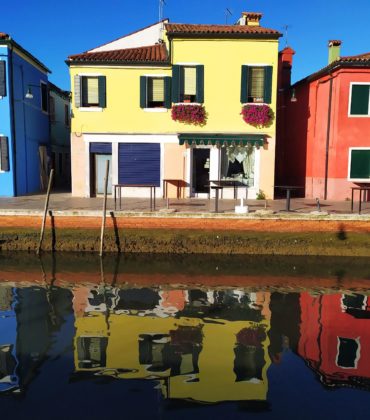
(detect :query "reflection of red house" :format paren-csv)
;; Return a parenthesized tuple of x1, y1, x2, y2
(298, 292, 370, 389)
(276, 41, 370, 200)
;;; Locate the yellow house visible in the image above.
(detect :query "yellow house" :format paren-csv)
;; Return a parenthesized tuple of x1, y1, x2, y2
(67, 12, 281, 199)
(73, 286, 271, 403)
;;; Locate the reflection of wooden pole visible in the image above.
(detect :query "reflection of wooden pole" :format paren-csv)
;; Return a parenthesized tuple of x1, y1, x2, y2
(37, 169, 54, 255)
(99, 160, 110, 257)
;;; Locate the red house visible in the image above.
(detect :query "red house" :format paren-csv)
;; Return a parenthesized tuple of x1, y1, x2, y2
(276, 41, 370, 200)
(298, 292, 370, 389)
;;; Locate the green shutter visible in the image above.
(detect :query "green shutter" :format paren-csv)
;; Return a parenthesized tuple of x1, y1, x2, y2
(350, 85, 370, 115)
(140, 76, 148, 108)
(0, 61, 6, 97)
(164, 76, 172, 108)
(263, 66, 273, 104)
(98, 76, 106, 108)
(0, 136, 9, 172)
(241, 65, 249, 103)
(74, 75, 81, 107)
(350, 149, 370, 179)
(172, 65, 181, 103)
(196, 65, 204, 103)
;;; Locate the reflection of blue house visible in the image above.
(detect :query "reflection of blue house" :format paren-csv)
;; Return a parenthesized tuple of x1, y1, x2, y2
(0, 32, 51, 197)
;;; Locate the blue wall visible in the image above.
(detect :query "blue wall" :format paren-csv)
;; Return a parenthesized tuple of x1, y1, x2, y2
(0, 46, 15, 197)
(0, 44, 50, 197)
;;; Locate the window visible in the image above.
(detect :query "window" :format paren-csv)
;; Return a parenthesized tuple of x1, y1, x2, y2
(49, 95, 55, 122)
(0, 60, 6, 97)
(74, 75, 106, 108)
(64, 104, 70, 127)
(348, 148, 370, 182)
(41, 82, 48, 113)
(349, 84, 370, 116)
(241, 65, 273, 104)
(0, 136, 10, 172)
(172, 65, 204, 104)
(140, 76, 171, 109)
(336, 337, 360, 369)
(221, 146, 255, 187)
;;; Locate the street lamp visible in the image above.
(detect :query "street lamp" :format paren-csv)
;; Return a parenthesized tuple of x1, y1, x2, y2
(25, 84, 41, 99)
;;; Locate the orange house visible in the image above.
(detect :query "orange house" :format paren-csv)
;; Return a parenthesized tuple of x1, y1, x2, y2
(276, 41, 370, 200)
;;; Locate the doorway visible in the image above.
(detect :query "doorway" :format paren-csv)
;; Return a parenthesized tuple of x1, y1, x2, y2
(91, 154, 112, 195)
(192, 149, 210, 194)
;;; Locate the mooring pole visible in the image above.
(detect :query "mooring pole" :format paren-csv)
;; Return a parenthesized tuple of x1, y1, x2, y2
(99, 160, 110, 257)
(37, 169, 54, 255)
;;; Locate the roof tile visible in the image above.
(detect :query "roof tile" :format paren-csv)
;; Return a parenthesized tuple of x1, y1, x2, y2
(165, 23, 281, 36)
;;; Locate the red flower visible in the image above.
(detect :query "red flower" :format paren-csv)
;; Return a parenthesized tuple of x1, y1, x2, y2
(171, 104, 207, 125)
(241, 104, 274, 127)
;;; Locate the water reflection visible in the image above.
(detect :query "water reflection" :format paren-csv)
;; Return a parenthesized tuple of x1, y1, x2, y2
(0, 253, 369, 418)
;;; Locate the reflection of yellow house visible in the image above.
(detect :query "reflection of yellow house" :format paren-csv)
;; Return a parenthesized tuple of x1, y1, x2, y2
(73, 289, 271, 403)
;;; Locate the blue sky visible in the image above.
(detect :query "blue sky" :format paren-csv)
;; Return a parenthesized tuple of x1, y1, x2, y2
(3, 0, 370, 90)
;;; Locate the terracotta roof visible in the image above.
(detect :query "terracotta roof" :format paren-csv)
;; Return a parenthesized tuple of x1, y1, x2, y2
(165, 23, 281, 37)
(68, 44, 169, 64)
(295, 52, 370, 86)
(0, 32, 10, 40)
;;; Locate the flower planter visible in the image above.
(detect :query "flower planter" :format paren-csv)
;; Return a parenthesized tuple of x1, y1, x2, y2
(171, 104, 207, 125)
(241, 104, 274, 128)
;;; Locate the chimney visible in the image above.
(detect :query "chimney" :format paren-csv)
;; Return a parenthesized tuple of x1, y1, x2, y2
(278, 47, 295, 89)
(328, 40, 342, 64)
(239, 12, 262, 26)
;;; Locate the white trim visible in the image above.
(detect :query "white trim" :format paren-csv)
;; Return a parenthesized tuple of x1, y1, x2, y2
(143, 108, 168, 113)
(84, 141, 90, 197)
(70, 65, 171, 70)
(174, 62, 201, 66)
(347, 147, 370, 183)
(242, 63, 271, 66)
(78, 107, 103, 112)
(348, 82, 370, 117)
(241, 102, 268, 106)
(84, 134, 179, 144)
(77, 72, 104, 77)
(142, 74, 168, 77)
(173, 102, 202, 106)
(112, 142, 119, 185)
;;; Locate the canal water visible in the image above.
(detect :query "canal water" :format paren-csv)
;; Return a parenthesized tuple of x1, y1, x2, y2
(0, 253, 369, 419)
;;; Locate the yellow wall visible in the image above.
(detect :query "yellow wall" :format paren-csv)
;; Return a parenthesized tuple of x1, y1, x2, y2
(70, 38, 278, 136)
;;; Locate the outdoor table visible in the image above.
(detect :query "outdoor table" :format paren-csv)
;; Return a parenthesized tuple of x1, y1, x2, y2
(351, 186, 370, 214)
(206, 185, 223, 213)
(208, 180, 247, 200)
(162, 179, 184, 199)
(113, 184, 156, 211)
(275, 186, 304, 212)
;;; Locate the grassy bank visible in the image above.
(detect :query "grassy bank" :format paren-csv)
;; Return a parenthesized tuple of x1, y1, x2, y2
(0, 227, 369, 256)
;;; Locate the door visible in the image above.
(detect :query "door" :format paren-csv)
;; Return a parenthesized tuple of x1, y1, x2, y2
(95, 154, 112, 194)
(192, 149, 210, 193)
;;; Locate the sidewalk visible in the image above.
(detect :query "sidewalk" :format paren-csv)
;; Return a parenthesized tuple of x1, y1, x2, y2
(0, 192, 368, 217)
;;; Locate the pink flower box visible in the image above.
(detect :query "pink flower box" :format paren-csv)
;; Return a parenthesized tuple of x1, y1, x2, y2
(171, 104, 207, 125)
(241, 104, 274, 127)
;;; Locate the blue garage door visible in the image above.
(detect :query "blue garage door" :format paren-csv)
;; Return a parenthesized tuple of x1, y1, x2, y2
(119, 143, 160, 186)
(90, 142, 112, 154)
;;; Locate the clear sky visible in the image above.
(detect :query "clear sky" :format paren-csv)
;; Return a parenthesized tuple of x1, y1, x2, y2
(3, 0, 370, 90)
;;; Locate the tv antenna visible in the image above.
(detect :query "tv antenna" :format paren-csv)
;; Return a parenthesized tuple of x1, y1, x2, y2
(282, 24, 291, 47)
(225, 8, 233, 24)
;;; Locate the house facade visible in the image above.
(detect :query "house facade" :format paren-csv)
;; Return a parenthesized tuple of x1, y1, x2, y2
(49, 82, 71, 189)
(67, 13, 281, 199)
(276, 41, 370, 200)
(0, 32, 51, 197)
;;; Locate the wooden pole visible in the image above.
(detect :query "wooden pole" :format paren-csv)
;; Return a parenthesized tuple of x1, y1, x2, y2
(99, 160, 110, 257)
(37, 169, 54, 255)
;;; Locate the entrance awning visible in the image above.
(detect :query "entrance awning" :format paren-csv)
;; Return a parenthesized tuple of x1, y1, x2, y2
(179, 134, 265, 147)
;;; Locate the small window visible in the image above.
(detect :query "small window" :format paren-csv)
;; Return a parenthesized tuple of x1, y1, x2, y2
(336, 337, 360, 369)
(182, 66, 197, 103)
(41, 82, 48, 112)
(64, 104, 70, 127)
(0, 136, 10, 172)
(348, 148, 370, 181)
(82, 76, 99, 107)
(172, 65, 204, 104)
(349, 84, 370, 116)
(241, 65, 273, 104)
(148, 77, 165, 107)
(0, 60, 6, 97)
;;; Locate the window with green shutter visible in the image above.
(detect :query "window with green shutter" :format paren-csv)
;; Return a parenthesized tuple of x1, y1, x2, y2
(140, 76, 171, 109)
(349, 149, 370, 181)
(241, 65, 273, 104)
(78, 75, 106, 108)
(172, 65, 204, 104)
(350, 84, 370, 116)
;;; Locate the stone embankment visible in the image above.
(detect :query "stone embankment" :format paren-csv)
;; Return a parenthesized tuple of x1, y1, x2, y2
(0, 213, 369, 256)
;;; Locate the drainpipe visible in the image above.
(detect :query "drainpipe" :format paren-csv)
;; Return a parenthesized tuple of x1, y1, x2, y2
(324, 74, 333, 200)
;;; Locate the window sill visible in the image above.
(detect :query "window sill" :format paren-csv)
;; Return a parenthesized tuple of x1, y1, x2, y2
(143, 108, 168, 113)
(173, 102, 203, 106)
(78, 107, 103, 112)
(348, 114, 370, 118)
(242, 102, 267, 106)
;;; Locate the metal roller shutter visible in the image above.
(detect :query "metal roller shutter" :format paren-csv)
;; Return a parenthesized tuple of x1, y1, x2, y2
(119, 143, 160, 186)
(90, 143, 112, 154)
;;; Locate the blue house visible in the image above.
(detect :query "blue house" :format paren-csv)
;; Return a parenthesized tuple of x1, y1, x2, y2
(0, 32, 51, 197)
